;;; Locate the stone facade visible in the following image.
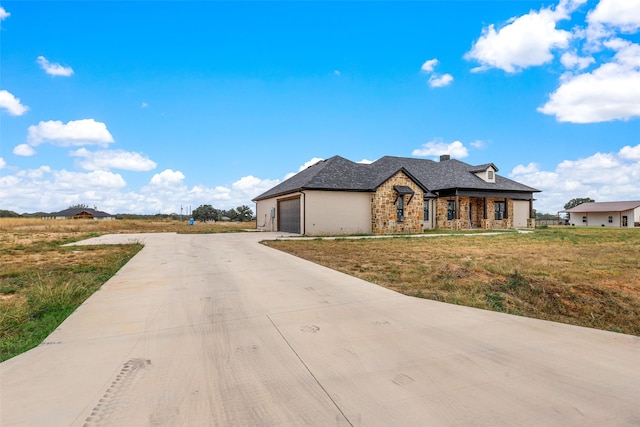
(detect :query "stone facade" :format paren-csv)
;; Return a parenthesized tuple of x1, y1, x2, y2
(371, 171, 424, 234)
(435, 197, 515, 230)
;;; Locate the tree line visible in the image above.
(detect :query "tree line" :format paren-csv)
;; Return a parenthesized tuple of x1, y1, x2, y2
(191, 204, 254, 222)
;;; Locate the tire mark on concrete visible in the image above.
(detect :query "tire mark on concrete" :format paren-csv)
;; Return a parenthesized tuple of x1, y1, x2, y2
(83, 358, 151, 427)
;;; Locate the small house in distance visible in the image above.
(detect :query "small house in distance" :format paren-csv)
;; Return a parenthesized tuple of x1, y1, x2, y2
(561, 201, 640, 227)
(46, 207, 114, 220)
(253, 155, 540, 235)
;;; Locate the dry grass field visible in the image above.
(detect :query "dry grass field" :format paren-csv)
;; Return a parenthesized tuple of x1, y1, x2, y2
(0, 218, 255, 361)
(265, 228, 640, 336)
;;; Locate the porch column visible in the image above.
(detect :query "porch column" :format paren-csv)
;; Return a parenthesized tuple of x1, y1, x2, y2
(529, 199, 534, 218)
(527, 198, 536, 228)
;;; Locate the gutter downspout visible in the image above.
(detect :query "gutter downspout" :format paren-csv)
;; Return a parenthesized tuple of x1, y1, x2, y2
(301, 190, 306, 236)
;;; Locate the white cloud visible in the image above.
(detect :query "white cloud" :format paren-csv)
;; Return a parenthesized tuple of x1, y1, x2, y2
(333, 70, 341, 76)
(0, 157, 5, 169)
(511, 162, 541, 175)
(233, 175, 270, 191)
(421, 58, 439, 73)
(55, 170, 126, 189)
(619, 144, 640, 160)
(470, 140, 486, 149)
(357, 159, 374, 164)
(27, 119, 115, 147)
(298, 157, 324, 171)
(13, 144, 37, 157)
(149, 169, 185, 187)
(428, 73, 454, 88)
(282, 157, 326, 180)
(587, 0, 640, 33)
(0, 167, 128, 214)
(0, 90, 29, 116)
(560, 51, 595, 70)
(17, 165, 52, 179)
(37, 56, 74, 77)
(232, 175, 279, 200)
(465, 0, 583, 73)
(420, 58, 453, 88)
(70, 148, 157, 172)
(141, 102, 149, 108)
(510, 144, 640, 213)
(539, 39, 640, 122)
(0, 160, 277, 215)
(412, 139, 469, 159)
(0, 6, 9, 22)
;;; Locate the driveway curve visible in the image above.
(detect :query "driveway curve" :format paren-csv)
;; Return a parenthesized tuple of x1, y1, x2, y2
(1, 232, 639, 426)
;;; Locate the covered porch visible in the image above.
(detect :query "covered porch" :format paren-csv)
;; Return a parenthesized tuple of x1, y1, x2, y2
(434, 191, 535, 230)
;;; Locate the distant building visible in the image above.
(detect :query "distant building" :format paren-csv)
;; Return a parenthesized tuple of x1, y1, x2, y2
(46, 207, 114, 220)
(561, 201, 640, 227)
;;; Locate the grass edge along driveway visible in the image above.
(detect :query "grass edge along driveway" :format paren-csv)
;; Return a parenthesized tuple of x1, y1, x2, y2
(263, 227, 640, 336)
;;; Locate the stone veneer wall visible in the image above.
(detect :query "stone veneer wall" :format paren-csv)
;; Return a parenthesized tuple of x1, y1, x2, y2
(371, 171, 424, 234)
(435, 197, 514, 229)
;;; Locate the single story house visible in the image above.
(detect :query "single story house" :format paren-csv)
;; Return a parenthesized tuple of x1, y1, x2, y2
(46, 207, 115, 220)
(253, 155, 540, 235)
(561, 201, 640, 227)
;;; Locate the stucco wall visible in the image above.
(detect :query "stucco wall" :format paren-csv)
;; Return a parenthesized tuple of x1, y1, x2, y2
(304, 190, 372, 235)
(255, 193, 303, 232)
(255, 197, 278, 232)
(571, 208, 640, 227)
(371, 172, 424, 234)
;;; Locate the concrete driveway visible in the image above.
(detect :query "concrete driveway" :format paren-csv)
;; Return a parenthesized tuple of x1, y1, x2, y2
(1, 232, 639, 426)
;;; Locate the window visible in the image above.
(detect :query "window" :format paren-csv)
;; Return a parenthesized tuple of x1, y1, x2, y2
(494, 201, 505, 220)
(623, 216, 628, 227)
(397, 196, 404, 223)
(447, 200, 456, 220)
(608, 216, 613, 223)
(488, 170, 494, 180)
(423, 201, 429, 221)
(582, 216, 587, 223)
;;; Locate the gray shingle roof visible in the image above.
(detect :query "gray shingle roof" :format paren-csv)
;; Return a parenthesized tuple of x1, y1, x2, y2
(470, 163, 499, 173)
(372, 156, 538, 193)
(561, 201, 640, 213)
(253, 155, 539, 201)
(51, 207, 113, 218)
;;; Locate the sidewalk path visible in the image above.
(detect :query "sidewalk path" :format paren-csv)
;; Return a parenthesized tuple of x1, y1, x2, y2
(1, 232, 639, 426)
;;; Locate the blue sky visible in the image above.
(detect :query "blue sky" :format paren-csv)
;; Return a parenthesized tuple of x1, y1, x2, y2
(1, 0, 639, 215)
